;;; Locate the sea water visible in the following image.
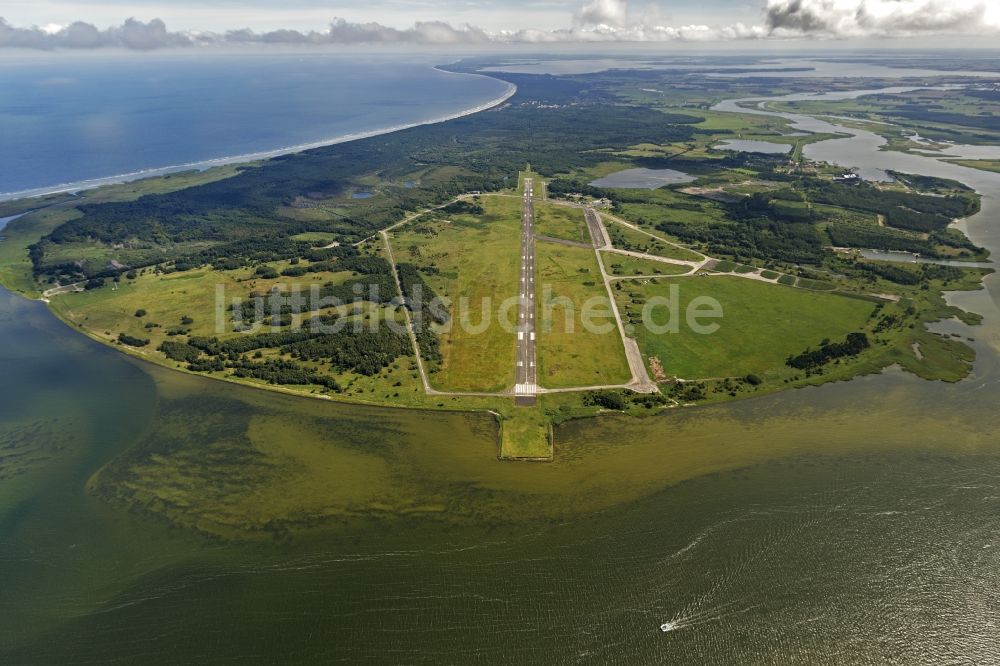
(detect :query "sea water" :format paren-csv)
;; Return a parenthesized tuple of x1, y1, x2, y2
(0, 53, 512, 199)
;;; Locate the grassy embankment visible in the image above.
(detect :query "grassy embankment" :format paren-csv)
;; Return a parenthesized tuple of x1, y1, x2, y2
(945, 160, 1000, 174)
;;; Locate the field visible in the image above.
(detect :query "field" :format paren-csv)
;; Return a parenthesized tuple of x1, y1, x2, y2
(534, 241, 631, 388)
(533, 203, 589, 243)
(290, 231, 339, 244)
(47, 258, 380, 336)
(618, 275, 876, 380)
(603, 253, 692, 277)
(50, 268, 241, 342)
(389, 195, 521, 392)
(604, 218, 705, 261)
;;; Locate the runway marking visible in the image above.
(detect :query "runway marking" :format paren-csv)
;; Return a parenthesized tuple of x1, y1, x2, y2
(515, 177, 538, 398)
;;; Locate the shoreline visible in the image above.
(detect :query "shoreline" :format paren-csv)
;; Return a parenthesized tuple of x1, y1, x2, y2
(0, 67, 516, 203)
(6, 76, 994, 421)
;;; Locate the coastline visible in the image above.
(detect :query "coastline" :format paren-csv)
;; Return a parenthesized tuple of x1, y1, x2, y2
(4, 73, 995, 422)
(0, 68, 516, 203)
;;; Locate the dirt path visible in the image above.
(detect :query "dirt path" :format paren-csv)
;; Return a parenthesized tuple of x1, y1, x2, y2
(41, 282, 85, 300)
(381, 229, 435, 394)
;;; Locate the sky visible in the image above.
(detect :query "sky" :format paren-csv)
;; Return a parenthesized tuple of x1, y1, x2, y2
(2, 0, 999, 49)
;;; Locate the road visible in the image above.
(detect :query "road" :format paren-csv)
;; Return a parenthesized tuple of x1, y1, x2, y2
(586, 208, 660, 394)
(514, 178, 538, 403)
(583, 207, 610, 248)
(381, 230, 435, 395)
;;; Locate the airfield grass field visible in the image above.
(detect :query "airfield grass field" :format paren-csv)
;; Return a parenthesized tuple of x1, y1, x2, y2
(49, 268, 241, 344)
(390, 195, 521, 392)
(533, 203, 589, 243)
(46, 262, 372, 344)
(535, 241, 631, 389)
(603, 217, 705, 262)
(618, 275, 877, 380)
(603, 253, 693, 278)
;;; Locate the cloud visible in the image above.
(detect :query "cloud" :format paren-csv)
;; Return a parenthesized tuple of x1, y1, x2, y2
(764, 0, 1000, 37)
(2, 0, 999, 50)
(574, 0, 629, 28)
(0, 17, 195, 49)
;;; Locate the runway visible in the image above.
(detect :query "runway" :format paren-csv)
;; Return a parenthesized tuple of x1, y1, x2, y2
(514, 177, 538, 403)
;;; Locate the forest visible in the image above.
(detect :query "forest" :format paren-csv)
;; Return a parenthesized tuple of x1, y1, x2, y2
(802, 179, 978, 232)
(165, 321, 412, 382)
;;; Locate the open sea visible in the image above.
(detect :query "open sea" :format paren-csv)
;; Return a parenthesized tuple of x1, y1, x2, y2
(0, 53, 512, 199)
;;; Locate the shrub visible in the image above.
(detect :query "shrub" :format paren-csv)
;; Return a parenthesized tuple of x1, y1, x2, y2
(583, 390, 627, 410)
(118, 332, 149, 347)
